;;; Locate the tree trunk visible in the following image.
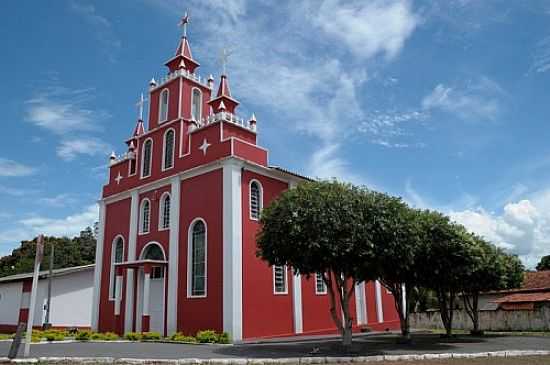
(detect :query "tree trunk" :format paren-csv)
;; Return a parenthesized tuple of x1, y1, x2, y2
(326, 272, 355, 351)
(463, 292, 480, 334)
(383, 280, 410, 340)
(437, 289, 453, 337)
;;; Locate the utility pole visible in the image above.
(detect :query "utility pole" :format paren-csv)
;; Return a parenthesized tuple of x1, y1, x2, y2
(24, 234, 44, 357)
(43, 241, 54, 329)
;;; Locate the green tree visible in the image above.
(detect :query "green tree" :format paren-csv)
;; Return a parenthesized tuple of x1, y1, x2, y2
(367, 193, 423, 340)
(536, 255, 550, 271)
(417, 211, 476, 337)
(257, 181, 379, 349)
(0, 228, 97, 277)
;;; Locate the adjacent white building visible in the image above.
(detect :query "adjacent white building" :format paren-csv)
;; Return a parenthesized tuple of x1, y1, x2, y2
(0, 264, 94, 332)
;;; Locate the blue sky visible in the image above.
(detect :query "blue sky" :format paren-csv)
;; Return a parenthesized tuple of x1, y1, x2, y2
(1, 0, 550, 267)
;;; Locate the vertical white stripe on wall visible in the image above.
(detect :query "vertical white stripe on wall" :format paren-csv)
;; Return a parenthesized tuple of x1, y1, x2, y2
(91, 200, 106, 331)
(222, 160, 243, 342)
(401, 283, 407, 318)
(143, 273, 151, 316)
(125, 190, 139, 333)
(167, 176, 181, 335)
(355, 281, 367, 325)
(375, 280, 384, 323)
(292, 271, 303, 334)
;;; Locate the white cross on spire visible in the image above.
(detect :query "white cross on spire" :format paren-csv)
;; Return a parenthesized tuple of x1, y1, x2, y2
(136, 93, 147, 120)
(178, 11, 190, 38)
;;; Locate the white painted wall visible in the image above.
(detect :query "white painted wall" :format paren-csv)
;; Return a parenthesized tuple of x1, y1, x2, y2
(0, 281, 23, 325)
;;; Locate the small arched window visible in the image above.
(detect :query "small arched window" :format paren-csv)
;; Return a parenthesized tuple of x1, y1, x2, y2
(109, 236, 124, 299)
(160, 193, 171, 230)
(140, 199, 151, 234)
(189, 220, 206, 297)
(159, 89, 169, 122)
(250, 180, 262, 220)
(142, 139, 152, 178)
(163, 129, 175, 170)
(142, 243, 165, 261)
(191, 88, 202, 121)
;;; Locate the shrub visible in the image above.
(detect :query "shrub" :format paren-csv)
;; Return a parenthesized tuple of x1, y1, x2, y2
(196, 330, 218, 344)
(217, 332, 230, 344)
(75, 331, 91, 341)
(125, 332, 142, 341)
(102, 332, 119, 341)
(44, 332, 65, 342)
(141, 332, 161, 341)
(169, 332, 197, 343)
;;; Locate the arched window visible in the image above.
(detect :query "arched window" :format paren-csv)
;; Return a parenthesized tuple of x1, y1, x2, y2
(191, 88, 202, 121)
(188, 219, 206, 297)
(250, 180, 262, 220)
(140, 199, 151, 234)
(163, 129, 175, 170)
(109, 236, 124, 299)
(141, 139, 152, 178)
(159, 89, 169, 122)
(159, 193, 170, 230)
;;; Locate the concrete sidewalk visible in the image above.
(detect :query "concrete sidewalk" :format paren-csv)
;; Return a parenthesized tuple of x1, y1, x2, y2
(1, 333, 549, 360)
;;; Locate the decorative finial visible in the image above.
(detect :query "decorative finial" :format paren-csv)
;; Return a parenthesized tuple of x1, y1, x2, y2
(136, 93, 147, 121)
(109, 151, 116, 161)
(149, 78, 157, 88)
(249, 113, 257, 131)
(207, 74, 214, 89)
(178, 11, 190, 38)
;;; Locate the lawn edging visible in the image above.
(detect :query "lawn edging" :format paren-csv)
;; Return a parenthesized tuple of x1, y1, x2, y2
(1, 350, 550, 364)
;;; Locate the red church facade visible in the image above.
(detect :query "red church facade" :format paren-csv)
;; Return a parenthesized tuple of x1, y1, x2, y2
(90, 19, 400, 342)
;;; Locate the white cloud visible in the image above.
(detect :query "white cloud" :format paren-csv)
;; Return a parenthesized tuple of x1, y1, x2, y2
(0, 185, 38, 197)
(0, 158, 36, 177)
(531, 35, 550, 73)
(422, 78, 504, 121)
(56, 138, 111, 161)
(312, 0, 419, 60)
(38, 194, 78, 208)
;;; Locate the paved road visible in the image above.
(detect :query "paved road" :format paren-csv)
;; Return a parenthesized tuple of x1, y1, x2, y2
(1, 333, 549, 359)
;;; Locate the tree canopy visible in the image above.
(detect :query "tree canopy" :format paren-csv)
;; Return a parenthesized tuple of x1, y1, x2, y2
(0, 227, 97, 277)
(536, 255, 550, 271)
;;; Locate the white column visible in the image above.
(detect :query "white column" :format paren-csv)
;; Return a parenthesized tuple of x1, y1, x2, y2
(143, 273, 151, 316)
(292, 272, 303, 334)
(91, 200, 106, 331)
(355, 282, 367, 325)
(401, 283, 407, 318)
(167, 176, 181, 335)
(375, 280, 384, 323)
(114, 275, 123, 315)
(124, 190, 139, 333)
(222, 160, 243, 342)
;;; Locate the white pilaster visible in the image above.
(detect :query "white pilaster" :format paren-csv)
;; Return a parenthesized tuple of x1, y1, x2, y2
(143, 273, 151, 316)
(115, 275, 123, 315)
(124, 190, 139, 333)
(292, 272, 303, 334)
(222, 160, 243, 342)
(91, 200, 106, 331)
(375, 280, 384, 323)
(401, 283, 407, 318)
(167, 176, 181, 335)
(355, 281, 367, 325)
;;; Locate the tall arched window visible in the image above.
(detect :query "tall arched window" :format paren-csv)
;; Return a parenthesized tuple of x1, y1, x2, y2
(159, 89, 169, 122)
(191, 88, 202, 121)
(109, 236, 124, 299)
(159, 193, 170, 230)
(250, 180, 262, 220)
(141, 139, 152, 178)
(140, 199, 151, 234)
(188, 219, 206, 297)
(163, 129, 175, 170)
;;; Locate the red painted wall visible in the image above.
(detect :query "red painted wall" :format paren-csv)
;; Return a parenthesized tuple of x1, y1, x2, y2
(177, 170, 223, 335)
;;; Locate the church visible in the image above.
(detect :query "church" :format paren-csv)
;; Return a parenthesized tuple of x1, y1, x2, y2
(90, 14, 399, 342)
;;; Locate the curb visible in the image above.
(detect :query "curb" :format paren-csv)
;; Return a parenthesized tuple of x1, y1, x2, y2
(1, 350, 549, 364)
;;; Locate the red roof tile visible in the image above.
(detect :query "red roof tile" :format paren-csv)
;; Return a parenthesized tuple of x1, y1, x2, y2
(494, 292, 550, 303)
(522, 270, 550, 290)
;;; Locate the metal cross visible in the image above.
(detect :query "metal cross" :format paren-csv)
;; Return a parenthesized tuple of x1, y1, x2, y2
(136, 93, 146, 121)
(178, 11, 190, 38)
(115, 172, 123, 185)
(219, 48, 233, 75)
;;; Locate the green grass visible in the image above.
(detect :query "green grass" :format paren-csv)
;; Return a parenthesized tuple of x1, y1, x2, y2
(427, 329, 550, 337)
(0, 333, 13, 340)
(380, 356, 550, 365)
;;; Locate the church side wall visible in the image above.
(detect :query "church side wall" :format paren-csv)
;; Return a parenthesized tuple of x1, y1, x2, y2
(241, 170, 294, 339)
(177, 169, 224, 335)
(99, 197, 131, 332)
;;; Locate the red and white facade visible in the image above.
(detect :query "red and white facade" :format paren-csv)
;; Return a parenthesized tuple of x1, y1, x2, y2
(91, 23, 400, 341)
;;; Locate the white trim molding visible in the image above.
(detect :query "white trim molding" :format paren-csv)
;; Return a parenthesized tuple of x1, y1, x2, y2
(222, 159, 243, 342)
(140, 138, 154, 179)
(292, 270, 303, 334)
(162, 128, 176, 171)
(248, 179, 263, 221)
(158, 88, 169, 123)
(158, 192, 171, 231)
(91, 200, 106, 331)
(109, 235, 125, 301)
(139, 198, 151, 235)
(167, 176, 181, 335)
(187, 217, 208, 298)
(191, 87, 203, 121)
(124, 190, 139, 333)
(375, 280, 384, 323)
(355, 281, 367, 325)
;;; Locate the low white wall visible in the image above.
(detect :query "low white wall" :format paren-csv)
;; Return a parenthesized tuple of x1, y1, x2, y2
(0, 281, 22, 325)
(411, 306, 550, 331)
